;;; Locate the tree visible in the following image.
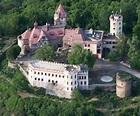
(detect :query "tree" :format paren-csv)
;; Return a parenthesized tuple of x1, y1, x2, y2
(128, 36, 140, 70)
(67, 44, 96, 68)
(116, 34, 129, 59)
(71, 88, 84, 104)
(33, 44, 56, 61)
(6, 45, 21, 60)
(109, 51, 117, 61)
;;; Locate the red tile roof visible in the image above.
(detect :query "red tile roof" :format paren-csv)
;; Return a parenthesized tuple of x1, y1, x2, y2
(63, 28, 88, 45)
(56, 3, 67, 18)
(20, 23, 65, 45)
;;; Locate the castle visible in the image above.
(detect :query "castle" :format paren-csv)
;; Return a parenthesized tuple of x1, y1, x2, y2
(28, 60, 88, 98)
(17, 3, 123, 59)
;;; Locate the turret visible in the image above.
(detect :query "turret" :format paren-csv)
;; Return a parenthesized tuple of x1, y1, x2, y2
(109, 11, 123, 38)
(54, 4, 67, 26)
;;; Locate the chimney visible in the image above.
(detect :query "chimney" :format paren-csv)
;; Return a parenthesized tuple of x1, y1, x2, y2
(46, 23, 50, 31)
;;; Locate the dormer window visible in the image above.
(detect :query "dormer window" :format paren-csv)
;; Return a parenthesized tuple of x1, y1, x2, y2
(50, 31, 55, 36)
(58, 30, 63, 35)
(33, 34, 37, 38)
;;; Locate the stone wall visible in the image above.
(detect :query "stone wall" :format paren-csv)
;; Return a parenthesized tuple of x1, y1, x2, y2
(89, 83, 116, 91)
(17, 64, 28, 78)
(8, 61, 17, 69)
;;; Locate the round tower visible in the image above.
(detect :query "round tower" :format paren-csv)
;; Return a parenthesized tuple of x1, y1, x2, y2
(109, 11, 123, 37)
(116, 72, 132, 98)
(54, 4, 67, 26)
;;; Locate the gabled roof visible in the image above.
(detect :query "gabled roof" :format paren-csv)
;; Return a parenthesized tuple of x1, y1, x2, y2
(56, 3, 67, 18)
(19, 23, 65, 45)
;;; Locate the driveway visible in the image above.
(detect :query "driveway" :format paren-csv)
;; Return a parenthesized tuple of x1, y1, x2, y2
(93, 59, 140, 78)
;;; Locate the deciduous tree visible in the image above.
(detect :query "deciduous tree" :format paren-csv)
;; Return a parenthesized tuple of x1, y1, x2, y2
(68, 44, 96, 68)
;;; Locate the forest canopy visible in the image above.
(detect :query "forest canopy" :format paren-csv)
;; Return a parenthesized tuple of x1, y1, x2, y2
(0, 0, 138, 37)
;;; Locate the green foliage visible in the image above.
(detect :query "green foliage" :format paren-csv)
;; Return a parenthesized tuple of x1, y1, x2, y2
(68, 44, 96, 68)
(6, 45, 21, 60)
(5, 95, 19, 111)
(109, 51, 117, 61)
(0, 0, 138, 37)
(116, 35, 129, 58)
(33, 44, 56, 61)
(128, 36, 140, 70)
(71, 88, 84, 104)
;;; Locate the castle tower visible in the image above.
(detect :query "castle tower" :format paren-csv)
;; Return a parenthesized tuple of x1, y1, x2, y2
(54, 3, 67, 26)
(116, 72, 132, 98)
(109, 11, 123, 37)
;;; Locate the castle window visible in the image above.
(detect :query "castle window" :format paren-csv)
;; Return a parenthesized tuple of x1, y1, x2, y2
(119, 27, 121, 30)
(67, 82, 69, 85)
(38, 78, 40, 81)
(41, 79, 43, 81)
(113, 41, 115, 44)
(88, 49, 90, 51)
(71, 82, 73, 85)
(63, 75, 64, 78)
(48, 79, 50, 82)
(41, 72, 43, 75)
(84, 76, 86, 79)
(85, 44, 87, 47)
(52, 74, 54, 77)
(45, 73, 47, 76)
(119, 22, 121, 25)
(56, 74, 57, 77)
(113, 28, 115, 30)
(81, 81, 83, 85)
(113, 23, 115, 25)
(84, 81, 86, 85)
(34, 72, 36, 74)
(88, 44, 90, 47)
(75, 75, 76, 78)
(109, 41, 111, 44)
(31, 76, 32, 78)
(71, 76, 72, 79)
(112, 46, 115, 48)
(56, 81, 58, 83)
(67, 87, 69, 90)
(48, 73, 50, 76)
(75, 81, 76, 85)
(79, 76, 81, 79)
(59, 75, 61, 78)
(38, 72, 40, 75)
(71, 88, 73, 91)
(97, 49, 100, 53)
(52, 80, 54, 83)
(35, 78, 37, 80)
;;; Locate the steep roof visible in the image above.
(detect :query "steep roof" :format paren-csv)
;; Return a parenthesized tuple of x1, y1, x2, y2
(56, 3, 67, 18)
(19, 22, 65, 45)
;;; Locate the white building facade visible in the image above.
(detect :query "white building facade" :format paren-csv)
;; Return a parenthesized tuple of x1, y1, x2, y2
(109, 12, 123, 37)
(28, 60, 88, 98)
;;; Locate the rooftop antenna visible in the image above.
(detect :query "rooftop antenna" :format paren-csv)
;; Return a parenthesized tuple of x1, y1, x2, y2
(112, 10, 114, 15)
